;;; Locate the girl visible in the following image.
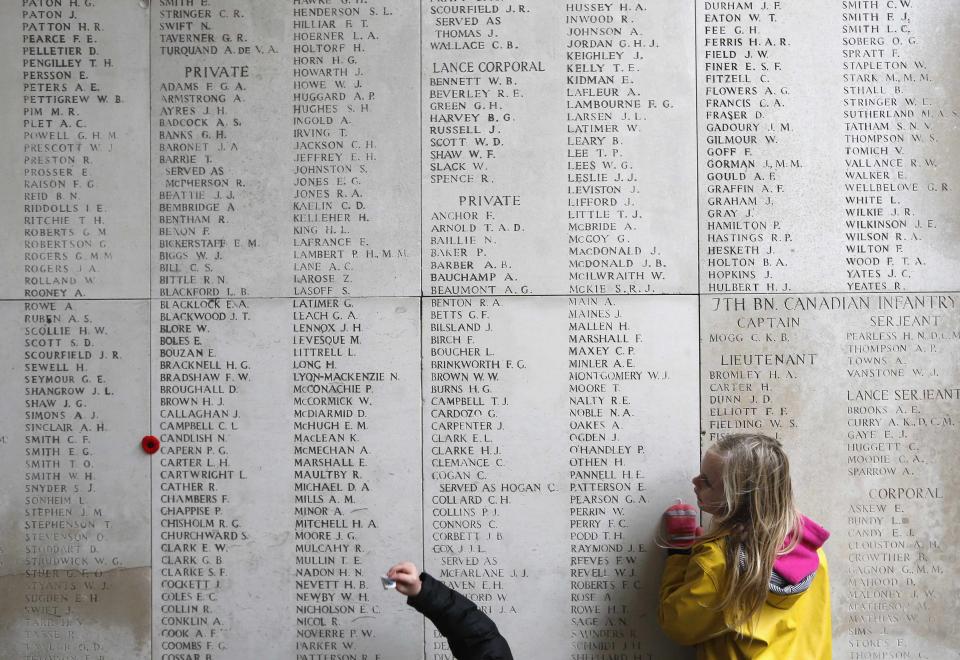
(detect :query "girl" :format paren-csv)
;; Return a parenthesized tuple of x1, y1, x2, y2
(658, 433, 832, 658)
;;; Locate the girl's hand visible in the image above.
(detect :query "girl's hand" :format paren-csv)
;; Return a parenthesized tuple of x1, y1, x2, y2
(660, 502, 703, 548)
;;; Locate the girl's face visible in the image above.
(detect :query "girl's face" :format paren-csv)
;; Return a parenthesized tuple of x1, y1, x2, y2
(692, 451, 726, 515)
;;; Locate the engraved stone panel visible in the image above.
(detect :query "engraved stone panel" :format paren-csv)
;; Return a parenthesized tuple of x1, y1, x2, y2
(698, 1, 960, 294)
(153, 0, 420, 300)
(0, 300, 150, 659)
(423, 1, 699, 296)
(702, 292, 960, 657)
(0, 1, 149, 300)
(153, 296, 422, 656)
(423, 294, 699, 658)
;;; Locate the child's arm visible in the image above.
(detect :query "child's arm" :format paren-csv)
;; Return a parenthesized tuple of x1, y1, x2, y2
(659, 544, 729, 646)
(387, 562, 514, 660)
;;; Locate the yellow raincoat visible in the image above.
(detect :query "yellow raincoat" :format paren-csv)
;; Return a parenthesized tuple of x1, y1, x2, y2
(659, 538, 832, 659)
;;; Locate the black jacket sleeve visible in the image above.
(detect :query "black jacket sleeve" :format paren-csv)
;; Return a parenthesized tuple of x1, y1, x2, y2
(407, 572, 514, 660)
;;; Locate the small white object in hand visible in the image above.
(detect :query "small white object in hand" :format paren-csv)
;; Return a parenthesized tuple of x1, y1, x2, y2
(381, 575, 396, 590)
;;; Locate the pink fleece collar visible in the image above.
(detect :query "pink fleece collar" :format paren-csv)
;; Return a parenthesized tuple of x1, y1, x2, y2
(773, 515, 830, 584)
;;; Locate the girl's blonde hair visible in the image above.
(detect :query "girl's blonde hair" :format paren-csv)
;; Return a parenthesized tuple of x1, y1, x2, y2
(702, 433, 802, 630)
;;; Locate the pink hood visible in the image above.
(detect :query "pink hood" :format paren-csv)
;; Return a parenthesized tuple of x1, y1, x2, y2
(773, 515, 830, 584)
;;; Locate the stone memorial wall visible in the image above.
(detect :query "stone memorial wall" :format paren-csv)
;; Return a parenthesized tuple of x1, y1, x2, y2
(1, 0, 958, 658)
